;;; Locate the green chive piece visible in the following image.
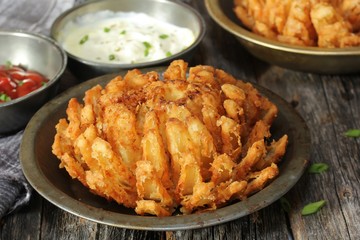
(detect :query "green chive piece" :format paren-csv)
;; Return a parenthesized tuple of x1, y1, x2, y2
(344, 129, 360, 138)
(301, 200, 326, 215)
(120, 30, 126, 35)
(143, 41, 152, 49)
(18, 81, 24, 86)
(143, 41, 152, 57)
(79, 35, 89, 45)
(144, 49, 149, 57)
(104, 27, 111, 33)
(109, 54, 116, 61)
(0, 93, 11, 102)
(308, 163, 329, 174)
(280, 197, 291, 213)
(159, 34, 169, 39)
(166, 51, 172, 57)
(5, 60, 12, 69)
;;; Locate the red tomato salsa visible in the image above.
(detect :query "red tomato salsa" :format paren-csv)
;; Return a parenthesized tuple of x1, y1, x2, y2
(0, 63, 48, 103)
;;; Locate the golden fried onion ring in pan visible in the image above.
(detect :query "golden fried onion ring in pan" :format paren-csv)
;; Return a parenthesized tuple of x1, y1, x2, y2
(52, 60, 288, 216)
(233, 0, 360, 48)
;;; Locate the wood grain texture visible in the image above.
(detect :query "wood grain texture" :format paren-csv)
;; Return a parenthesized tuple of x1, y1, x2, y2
(1, 0, 360, 239)
(256, 68, 360, 240)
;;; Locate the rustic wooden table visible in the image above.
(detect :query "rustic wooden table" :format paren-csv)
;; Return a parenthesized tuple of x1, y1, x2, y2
(1, 0, 359, 239)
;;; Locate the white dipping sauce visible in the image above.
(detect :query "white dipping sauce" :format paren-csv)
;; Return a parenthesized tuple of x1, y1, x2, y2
(59, 11, 196, 64)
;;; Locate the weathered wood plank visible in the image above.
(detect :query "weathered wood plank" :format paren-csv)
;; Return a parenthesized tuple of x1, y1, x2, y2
(96, 225, 164, 240)
(0, 193, 42, 240)
(167, 202, 291, 240)
(40, 201, 98, 240)
(40, 197, 164, 240)
(255, 67, 360, 240)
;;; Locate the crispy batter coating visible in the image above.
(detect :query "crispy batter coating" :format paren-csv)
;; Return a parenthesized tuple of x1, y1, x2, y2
(52, 60, 288, 216)
(234, 0, 360, 48)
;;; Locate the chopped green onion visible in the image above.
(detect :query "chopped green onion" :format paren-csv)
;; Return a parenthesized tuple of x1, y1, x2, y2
(308, 163, 329, 174)
(104, 27, 111, 33)
(143, 41, 152, 49)
(144, 49, 150, 57)
(279, 197, 291, 213)
(109, 54, 116, 61)
(120, 30, 126, 35)
(344, 129, 360, 138)
(18, 81, 24, 86)
(0, 93, 11, 102)
(159, 34, 169, 39)
(143, 41, 152, 57)
(79, 35, 89, 45)
(166, 51, 172, 57)
(301, 200, 326, 215)
(5, 60, 12, 69)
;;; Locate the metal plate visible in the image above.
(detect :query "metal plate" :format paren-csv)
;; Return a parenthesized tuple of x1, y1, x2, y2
(0, 31, 67, 134)
(51, 0, 206, 80)
(205, 0, 360, 74)
(20, 66, 310, 230)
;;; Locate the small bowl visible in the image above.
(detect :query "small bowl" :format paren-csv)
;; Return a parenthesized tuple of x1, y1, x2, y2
(0, 31, 67, 134)
(205, 0, 360, 74)
(51, 0, 206, 80)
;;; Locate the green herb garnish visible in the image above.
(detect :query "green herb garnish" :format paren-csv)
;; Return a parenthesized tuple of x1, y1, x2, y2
(344, 129, 360, 138)
(159, 34, 169, 39)
(308, 163, 329, 174)
(166, 51, 172, 57)
(279, 197, 291, 213)
(143, 41, 152, 49)
(0, 93, 11, 102)
(301, 200, 326, 215)
(104, 27, 111, 33)
(120, 30, 126, 35)
(5, 60, 12, 69)
(143, 41, 152, 57)
(109, 54, 116, 61)
(79, 35, 89, 45)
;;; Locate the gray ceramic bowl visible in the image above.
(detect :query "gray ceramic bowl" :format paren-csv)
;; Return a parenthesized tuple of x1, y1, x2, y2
(51, 0, 206, 80)
(0, 31, 67, 134)
(205, 0, 360, 74)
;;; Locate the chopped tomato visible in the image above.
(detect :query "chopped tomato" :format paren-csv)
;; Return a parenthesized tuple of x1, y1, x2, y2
(7, 66, 26, 72)
(9, 70, 27, 81)
(17, 79, 39, 97)
(26, 71, 46, 85)
(0, 76, 17, 99)
(0, 64, 48, 103)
